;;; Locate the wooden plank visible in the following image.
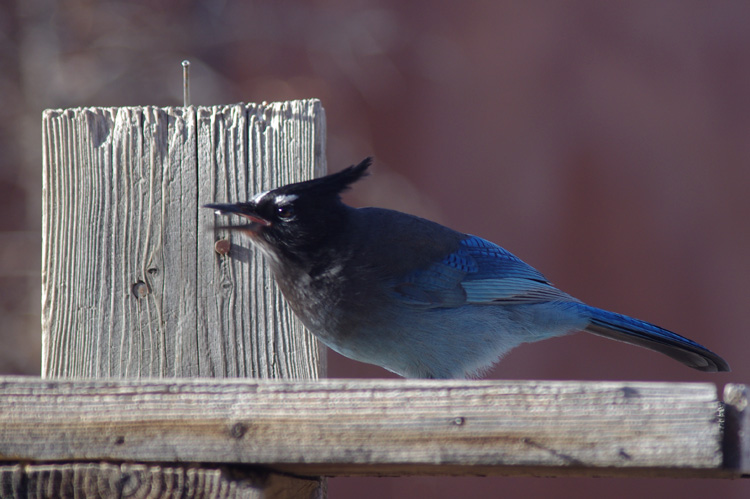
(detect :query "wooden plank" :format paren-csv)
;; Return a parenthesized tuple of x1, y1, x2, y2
(0, 462, 323, 499)
(724, 384, 750, 476)
(41, 106, 196, 378)
(0, 377, 741, 478)
(41, 102, 326, 379)
(196, 102, 327, 378)
(42, 107, 117, 377)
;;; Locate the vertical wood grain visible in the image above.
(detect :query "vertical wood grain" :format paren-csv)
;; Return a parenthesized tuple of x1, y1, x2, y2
(42, 101, 326, 379)
(0, 462, 322, 499)
(196, 101, 327, 379)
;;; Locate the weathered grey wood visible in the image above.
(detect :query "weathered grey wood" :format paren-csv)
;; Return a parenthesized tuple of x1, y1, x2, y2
(41, 101, 326, 379)
(724, 384, 750, 475)
(0, 377, 744, 478)
(196, 103, 327, 378)
(0, 462, 323, 499)
(41, 101, 327, 497)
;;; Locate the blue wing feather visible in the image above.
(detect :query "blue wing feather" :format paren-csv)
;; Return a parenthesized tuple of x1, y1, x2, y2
(394, 235, 575, 307)
(459, 236, 548, 283)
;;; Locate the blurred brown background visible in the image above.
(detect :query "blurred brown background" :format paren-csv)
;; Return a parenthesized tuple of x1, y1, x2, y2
(1, 1, 748, 497)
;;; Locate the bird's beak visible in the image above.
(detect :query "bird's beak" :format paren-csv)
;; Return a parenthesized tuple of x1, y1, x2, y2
(204, 203, 271, 232)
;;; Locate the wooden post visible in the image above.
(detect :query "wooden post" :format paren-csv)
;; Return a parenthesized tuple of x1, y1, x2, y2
(36, 101, 327, 497)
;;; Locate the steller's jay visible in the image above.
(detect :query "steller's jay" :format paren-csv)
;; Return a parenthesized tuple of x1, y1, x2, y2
(205, 158, 730, 378)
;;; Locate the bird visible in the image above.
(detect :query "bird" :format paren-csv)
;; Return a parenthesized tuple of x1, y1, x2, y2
(205, 158, 730, 378)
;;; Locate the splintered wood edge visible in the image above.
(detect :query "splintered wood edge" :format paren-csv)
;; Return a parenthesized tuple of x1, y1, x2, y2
(723, 383, 750, 476)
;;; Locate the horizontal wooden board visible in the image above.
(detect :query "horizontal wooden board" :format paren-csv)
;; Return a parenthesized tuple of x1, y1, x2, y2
(0, 377, 744, 478)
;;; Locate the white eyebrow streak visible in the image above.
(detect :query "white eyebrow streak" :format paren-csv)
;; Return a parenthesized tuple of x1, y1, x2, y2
(250, 190, 269, 203)
(274, 194, 298, 205)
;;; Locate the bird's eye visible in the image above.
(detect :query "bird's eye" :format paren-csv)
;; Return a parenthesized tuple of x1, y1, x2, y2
(276, 204, 295, 220)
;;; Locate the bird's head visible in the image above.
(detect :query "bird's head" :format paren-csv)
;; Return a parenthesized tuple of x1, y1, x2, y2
(205, 157, 372, 259)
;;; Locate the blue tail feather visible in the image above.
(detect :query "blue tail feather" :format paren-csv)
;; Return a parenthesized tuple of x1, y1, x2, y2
(582, 305, 730, 372)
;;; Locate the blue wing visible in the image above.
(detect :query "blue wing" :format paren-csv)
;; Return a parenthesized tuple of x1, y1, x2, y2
(394, 235, 576, 308)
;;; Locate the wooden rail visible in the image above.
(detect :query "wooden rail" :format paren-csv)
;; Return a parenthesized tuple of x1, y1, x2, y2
(0, 378, 747, 479)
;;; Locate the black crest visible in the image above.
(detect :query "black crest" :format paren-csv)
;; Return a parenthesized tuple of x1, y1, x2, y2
(274, 157, 372, 200)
